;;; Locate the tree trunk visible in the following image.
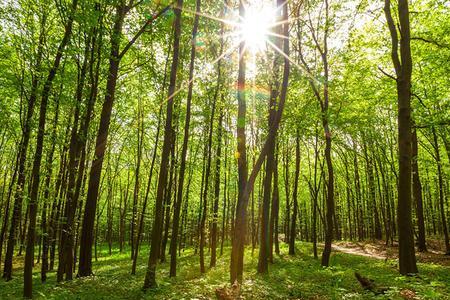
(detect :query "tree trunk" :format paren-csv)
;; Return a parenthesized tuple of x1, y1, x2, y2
(210, 109, 223, 268)
(270, 149, 280, 259)
(2, 11, 47, 281)
(230, 0, 249, 283)
(41, 93, 60, 282)
(289, 133, 300, 255)
(320, 0, 335, 268)
(432, 128, 450, 254)
(78, 2, 127, 277)
(143, 0, 183, 289)
(412, 129, 426, 252)
(24, 1, 77, 296)
(200, 76, 219, 274)
(384, 0, 418, 274)
(231, 0, 289, 282)
(58, 23, 90, 282)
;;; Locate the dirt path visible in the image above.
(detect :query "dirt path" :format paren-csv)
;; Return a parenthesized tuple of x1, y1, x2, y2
(331, 241, 450, 266)
(332, 243, 386, 260)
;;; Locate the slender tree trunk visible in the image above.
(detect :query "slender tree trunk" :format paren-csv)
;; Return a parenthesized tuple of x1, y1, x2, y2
(220, 130, 229, 256)
(230, 0, 248, 283)
(49, 130, 71, 271)
(384, 0, 418, 274)
(432, 128, 450, 254)
(24, 2, 77, 296)
(143, 0, 183, 289)
(58, 24, 90, 282)
(78, 2, 127, 277)
(200, 79, 219, 274)
(289, 133, 300, 255)
(210, 109, 223, 268)
(130, 99, 144, 260)
(412, 129, 427, 251)
(2, 11, 47, 281)
(0, 151, 19, 273)
(273, 154, 280, 256)
(320, 0, 335, 268)
(41, 94, 60, 282)
(131, 106, 163, 273)
(231, 0, 289, 282)
(284, 142, 290, 244)
(269, 149, 280, 260)
(160, 135, 176, 262)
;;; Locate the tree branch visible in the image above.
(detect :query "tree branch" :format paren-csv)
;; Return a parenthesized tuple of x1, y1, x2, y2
(411, 36, 450, 49)
(378, 66, 397, 81)
(118, 1, 175, 59)
(383, 0, 401, 75)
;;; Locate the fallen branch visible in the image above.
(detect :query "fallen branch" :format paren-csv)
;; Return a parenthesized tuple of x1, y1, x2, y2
(355, 272, 388, 295)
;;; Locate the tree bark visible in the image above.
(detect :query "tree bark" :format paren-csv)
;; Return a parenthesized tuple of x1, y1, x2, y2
(230, 0, 249, 283)
(289, 133, 300, 255)
(431, 128, 450, 254)
(2, 11, 46, 281)
(143, 0, 183, 289)
(78, 1, 127, 277)
(41, 92, 60, 282)
(24, 1, 77, 296)
(412, 129, 427, 252)
(210, 109, 223, 268)
(231, 0, 290, 283)
(384, 0, 418, 274)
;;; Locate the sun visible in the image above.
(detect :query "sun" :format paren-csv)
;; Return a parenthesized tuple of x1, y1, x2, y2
(239, 3, 276, 54)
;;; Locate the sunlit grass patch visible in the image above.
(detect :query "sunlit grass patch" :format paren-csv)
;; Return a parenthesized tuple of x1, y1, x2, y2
(0, 242, 449, 299)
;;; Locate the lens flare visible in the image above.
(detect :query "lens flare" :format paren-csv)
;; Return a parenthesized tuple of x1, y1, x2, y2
(241, 7, 273, 53)
(240, 5, 275, 54)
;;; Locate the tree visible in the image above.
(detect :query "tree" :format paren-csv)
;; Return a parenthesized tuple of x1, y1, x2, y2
(143, 0, 183, 289)
(289, 131, 300, 255)
(24, 0, 78, 296)
(384, 0, 418, 274)
(78, 0, 173, 277)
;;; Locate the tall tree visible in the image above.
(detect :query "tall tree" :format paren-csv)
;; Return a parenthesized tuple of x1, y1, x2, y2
(298, 0, 335, 267)
(24, 0, 78, 296)
(230, 0, 248, 283)
(210, 108, 224, 267)
(257, 0, 284, 272)
(143, 0, 183, 289)
(411, 128, 427, 252)
(384, 0, 418, 274)
(431, 128, 450, 254)
(169, 0, 200, 276)
(2, 9, 47, 282)
(231, 0, 290, 283)
(78, 0, 173, 277)
(289, 132, 300, 255)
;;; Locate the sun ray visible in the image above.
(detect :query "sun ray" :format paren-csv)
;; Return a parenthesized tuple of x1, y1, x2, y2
(159, 40, 242, 108)
(266, 39, 320, 83)
(268, 16, 302, 28)
(266, 31, 290, 40)
(180, 6, 239, 28)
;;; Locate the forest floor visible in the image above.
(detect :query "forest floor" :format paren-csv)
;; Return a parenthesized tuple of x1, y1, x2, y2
(332, 240, 450, 266)
(0, 242, 449, 300)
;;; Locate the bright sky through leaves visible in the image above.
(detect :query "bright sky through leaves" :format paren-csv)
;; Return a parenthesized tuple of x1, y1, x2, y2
(240, 3, 275, 54)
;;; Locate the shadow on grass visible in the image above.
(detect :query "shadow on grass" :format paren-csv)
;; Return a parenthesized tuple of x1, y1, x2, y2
(0, 242, 449, 299)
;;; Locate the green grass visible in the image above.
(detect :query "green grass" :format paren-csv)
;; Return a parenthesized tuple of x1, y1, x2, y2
(0, 242, 449, 299)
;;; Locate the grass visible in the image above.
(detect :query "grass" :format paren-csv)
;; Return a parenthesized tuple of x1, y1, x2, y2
(0, 242, 449, 299)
